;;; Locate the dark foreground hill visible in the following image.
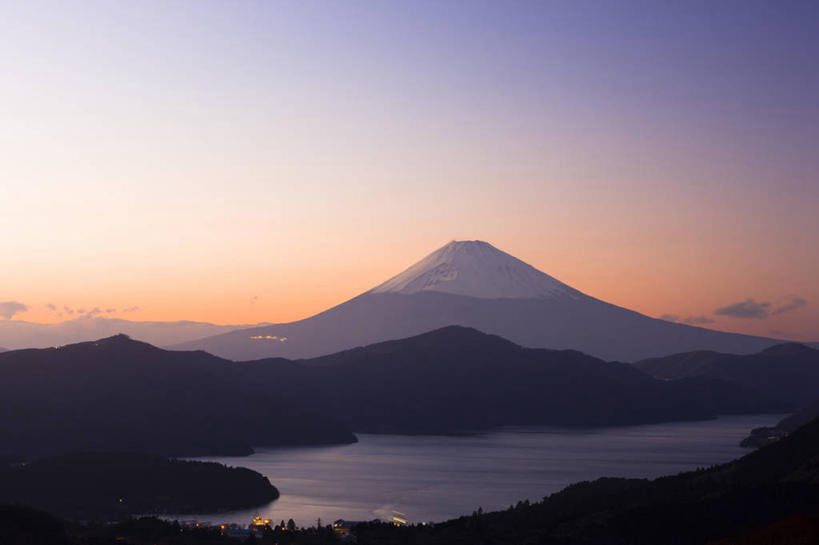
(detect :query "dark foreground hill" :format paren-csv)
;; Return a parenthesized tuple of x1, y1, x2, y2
(247, 326, 781, 434)
(0, 336, 355, 459)
(352, 416, 819, 545)
(0, 452, 277, 520)
(711, 511, 819, 545)
(634, 343, 819, 409)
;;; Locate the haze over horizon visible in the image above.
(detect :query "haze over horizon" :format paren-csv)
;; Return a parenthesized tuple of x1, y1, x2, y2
(2, 1, 818, 341)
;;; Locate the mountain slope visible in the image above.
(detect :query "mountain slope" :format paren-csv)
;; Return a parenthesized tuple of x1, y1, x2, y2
(175, 240, 784, 361)
(634, 343, 819, 409)
(243, 326, 782, 434)
(0, 336, 355, 459)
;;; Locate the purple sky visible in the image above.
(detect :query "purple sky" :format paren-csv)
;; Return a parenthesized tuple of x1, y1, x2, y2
(1, 1, 817, 339)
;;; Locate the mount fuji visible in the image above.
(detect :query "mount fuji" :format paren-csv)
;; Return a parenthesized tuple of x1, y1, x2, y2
(367, 240, 583, 300)
(174, 240, 785, 361)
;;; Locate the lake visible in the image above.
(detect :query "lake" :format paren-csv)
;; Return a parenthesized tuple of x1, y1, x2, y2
(179, 414, 782, 526)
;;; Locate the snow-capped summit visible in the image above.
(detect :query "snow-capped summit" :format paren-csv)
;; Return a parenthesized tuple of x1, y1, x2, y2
(369, 240, 583, 300)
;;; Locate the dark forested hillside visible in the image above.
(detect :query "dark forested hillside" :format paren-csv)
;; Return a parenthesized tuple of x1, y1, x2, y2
(247, 326, 781, 434)
(0, 452, 278, 520)
(0, 336, 355, 459)
(0, 328, 784, 459)
(711, 511, 819, 545)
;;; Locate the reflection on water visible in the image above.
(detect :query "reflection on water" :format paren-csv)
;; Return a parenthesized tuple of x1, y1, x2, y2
(176, 414, 782, 526)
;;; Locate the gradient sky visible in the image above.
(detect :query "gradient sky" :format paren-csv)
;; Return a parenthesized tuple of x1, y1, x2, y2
(2, 1, 818, 341)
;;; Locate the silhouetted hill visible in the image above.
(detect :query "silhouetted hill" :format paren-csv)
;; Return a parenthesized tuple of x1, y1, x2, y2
(0, 505, 73, 545)
(0, 452, 277, 520)
(0, 335, 355, 459)
(0, 507, 240, 545)
(352, 417, 819, 545)
(634, 343, 819, 409)
(245, 326, 782, 434)
(0, 329, 782, 458)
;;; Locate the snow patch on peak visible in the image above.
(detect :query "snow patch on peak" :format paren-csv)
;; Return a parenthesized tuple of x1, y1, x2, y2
(368, 240, 584, 300)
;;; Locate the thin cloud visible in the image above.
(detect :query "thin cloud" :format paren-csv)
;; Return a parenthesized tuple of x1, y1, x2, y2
(772, 296, 807, 316)
(122, 306, 140, 313)
(105, 308, 116, 313)
(0, 301, 28, 320)
(84, 307, 102, 318)
(45, 303, 57, 311)
(64, 306, 75, 315)
(660, 313, 716, 325)
(683, 315, 716, 325)
(714, 298, 771, 319)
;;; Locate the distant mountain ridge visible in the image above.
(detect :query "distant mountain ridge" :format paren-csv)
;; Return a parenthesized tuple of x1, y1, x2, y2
(0, 317, 265, 350)
(634, 342, 819, 409)
(175, 240, 788, 361)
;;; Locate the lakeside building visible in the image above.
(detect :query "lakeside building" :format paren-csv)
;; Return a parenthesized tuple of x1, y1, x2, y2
(221, 515, 270, 540)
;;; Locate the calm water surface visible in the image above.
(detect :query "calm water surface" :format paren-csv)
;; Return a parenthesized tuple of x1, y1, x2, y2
(179, 414, 782, 526)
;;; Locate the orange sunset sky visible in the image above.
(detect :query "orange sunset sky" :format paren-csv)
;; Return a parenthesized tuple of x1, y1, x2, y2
(2, 2, 817, 341)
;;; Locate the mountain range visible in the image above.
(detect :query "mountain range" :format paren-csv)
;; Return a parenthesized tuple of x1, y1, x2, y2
(0, 328, 784, 459)
(244, 326, 781, 434)
(174, 240, 796, 361)
(634, 342, 819, 410)
(0, 317, 265, 351)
